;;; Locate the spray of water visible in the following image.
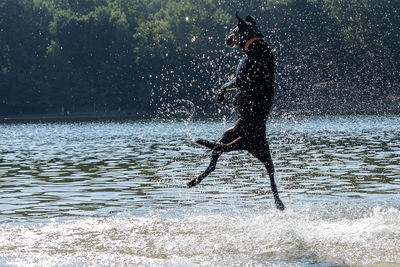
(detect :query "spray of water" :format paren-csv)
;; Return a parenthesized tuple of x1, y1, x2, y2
(1, 207, 399, 266)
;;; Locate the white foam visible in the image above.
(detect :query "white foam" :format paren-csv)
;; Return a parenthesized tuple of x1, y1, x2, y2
(1, 207, 399, 266)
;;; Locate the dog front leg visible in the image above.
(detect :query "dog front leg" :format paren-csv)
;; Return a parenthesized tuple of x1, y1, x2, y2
(187, 150, 222, 187)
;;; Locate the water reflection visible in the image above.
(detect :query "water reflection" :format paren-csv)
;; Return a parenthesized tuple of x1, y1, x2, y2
(0, 116, 400, 223)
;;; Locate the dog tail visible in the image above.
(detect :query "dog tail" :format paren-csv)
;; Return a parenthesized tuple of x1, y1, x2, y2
(195, 139, 217, 149)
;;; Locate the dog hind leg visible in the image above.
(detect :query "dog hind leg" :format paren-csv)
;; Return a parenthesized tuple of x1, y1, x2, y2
(251, 142, 285, 211)
(187, 150, 222, 187)
(189, 123, 242, 187)
(265, 159, 285, 211)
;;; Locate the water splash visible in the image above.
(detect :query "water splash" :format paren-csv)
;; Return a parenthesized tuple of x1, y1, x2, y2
(1, 207, 399, 266)
(156, 99, 196, 122)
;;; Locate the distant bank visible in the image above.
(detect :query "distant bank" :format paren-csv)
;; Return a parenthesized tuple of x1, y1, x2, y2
(0, 111, 155, 123)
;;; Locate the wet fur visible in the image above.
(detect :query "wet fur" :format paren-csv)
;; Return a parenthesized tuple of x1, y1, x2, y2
(188, 13, 284, 211)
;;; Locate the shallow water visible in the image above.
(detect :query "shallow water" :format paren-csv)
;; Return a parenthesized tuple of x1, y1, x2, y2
(1, 115, 400, 266)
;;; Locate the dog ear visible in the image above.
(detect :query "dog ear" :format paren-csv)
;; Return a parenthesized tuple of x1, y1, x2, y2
(235, 12, 245, 23)
(245, 15, 256, 25)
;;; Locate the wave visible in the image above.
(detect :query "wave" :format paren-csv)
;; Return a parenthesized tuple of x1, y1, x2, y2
(1, 207, 399, 266)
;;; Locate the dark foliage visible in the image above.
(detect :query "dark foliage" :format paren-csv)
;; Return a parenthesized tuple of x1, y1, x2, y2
(1, 0, 399, 116)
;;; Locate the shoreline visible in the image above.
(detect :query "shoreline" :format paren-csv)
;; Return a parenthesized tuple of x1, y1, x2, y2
(0, 111, 154, 123)
(1, 109, 399, 124)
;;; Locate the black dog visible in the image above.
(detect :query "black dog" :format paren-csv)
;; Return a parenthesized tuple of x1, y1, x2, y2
(188, 13, 284, 211)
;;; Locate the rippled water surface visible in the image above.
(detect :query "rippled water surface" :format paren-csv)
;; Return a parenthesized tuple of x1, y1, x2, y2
(1, 115, 400, 266)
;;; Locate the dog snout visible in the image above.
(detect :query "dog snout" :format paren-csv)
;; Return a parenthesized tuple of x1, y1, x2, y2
(226, 35, 235, 47)
(226, 28, 238, 47)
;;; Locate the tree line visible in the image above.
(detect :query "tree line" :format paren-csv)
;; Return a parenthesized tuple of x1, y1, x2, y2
(1, 0, 399, 116)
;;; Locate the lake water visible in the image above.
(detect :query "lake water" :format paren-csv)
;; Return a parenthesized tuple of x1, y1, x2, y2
(0, 115, 399, 266)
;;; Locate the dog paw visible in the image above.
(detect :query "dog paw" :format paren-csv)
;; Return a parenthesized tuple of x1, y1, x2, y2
(187, 179, 199, 187)
(275, 200, 285, 211)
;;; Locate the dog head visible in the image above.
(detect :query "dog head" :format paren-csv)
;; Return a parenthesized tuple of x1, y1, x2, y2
(226, 12, 264, 49)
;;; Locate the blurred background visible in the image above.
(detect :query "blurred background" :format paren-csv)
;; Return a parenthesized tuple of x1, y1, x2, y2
(1, 0, 399, 118)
